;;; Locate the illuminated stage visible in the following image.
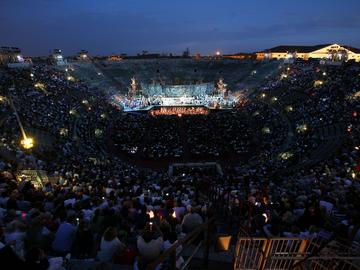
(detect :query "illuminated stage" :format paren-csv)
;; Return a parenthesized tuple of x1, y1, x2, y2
(111, 95, 238, 112)
(110, 78, 239, 112)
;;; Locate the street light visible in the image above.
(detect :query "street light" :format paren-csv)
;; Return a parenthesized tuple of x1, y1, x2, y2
(21, 136, 35, 149)
(9, 98, 35, 149)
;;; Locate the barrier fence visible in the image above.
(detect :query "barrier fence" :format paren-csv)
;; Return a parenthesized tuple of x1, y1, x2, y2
(234, 237, 360, 270)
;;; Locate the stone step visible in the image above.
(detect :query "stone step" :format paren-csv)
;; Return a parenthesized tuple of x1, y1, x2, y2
(187, 258, 233, 270)
(181, 243, 234, 263)
(68, 259, 133, 270)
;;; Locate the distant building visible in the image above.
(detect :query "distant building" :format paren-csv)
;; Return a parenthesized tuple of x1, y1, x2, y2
(223, 53, 255, 60)
(256, 43, 360, 62)
(135, 53, 161, 59)
(77, 50, 89, 60)
(107, 55, 123, 61)
(183, 48, 190, 58)
(193, 53, 202, 60)
(0, 46, 31, 68)
(51, 49, 67, 65)
(0, 46, 21, 64)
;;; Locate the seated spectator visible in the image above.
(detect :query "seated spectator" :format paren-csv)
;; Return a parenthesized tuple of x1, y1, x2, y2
(0, 226, 26, 269)
(73, 219, 93, 258)
(97, 227, 126, 262)
(137, 223, 163, 264)
(181, 206, 203, 233)
(4, 219, 26, 259)
(51, 216, 76, 255)
(24, 246, 49, 270)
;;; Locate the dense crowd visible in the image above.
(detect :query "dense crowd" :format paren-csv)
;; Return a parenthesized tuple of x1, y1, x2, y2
(0, 59, 359, 269)
(220, 60, 360, 241)
(112, 104, 287, 160)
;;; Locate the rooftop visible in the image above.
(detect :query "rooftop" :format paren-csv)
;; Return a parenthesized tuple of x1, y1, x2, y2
(261, 44, 360, 54)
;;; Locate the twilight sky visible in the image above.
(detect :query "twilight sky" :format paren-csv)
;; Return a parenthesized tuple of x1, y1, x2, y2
(1, 0, 360, 56)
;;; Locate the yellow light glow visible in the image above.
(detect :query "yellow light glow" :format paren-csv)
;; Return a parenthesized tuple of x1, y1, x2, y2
(148, 210, 155, 219)
(297, 124, 308, 133)
(261, 93, 266, 98)
(59, 128, 68, 136)
(172, 211, 176, 218)
(262, 127, 271, 134)
(67, 76, 75, 81)
(21, 137, 34, 149)
(34, 83, 46, 90)
(94, 129, 103, 137)
(351, 172, 356, 179)
(279, 152, 293, 160)
(314, 80, 324, 87)
(285, 106, 293, 112)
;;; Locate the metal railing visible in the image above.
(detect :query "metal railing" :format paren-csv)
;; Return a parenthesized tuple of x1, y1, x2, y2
(146, 217, 215, 270)
(234, 237, 360, 270)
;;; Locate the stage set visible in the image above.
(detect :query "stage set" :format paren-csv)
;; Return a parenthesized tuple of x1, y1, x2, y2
(111, 78, 239, 115)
